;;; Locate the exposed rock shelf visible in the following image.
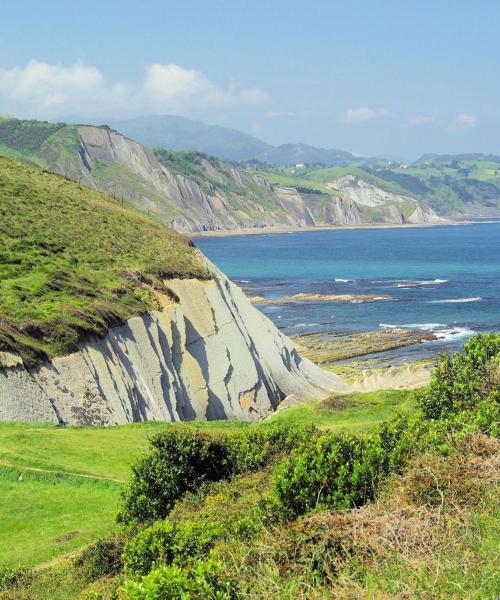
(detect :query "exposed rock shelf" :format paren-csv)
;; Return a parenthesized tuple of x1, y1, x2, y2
(249, 293, 392, 305)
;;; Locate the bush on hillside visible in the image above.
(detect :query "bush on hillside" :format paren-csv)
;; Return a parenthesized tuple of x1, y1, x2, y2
(271, 430, 396, 520)
(118, 423, 317, 525)
(118, 429, 235, 525)
(122, 555, 238, 600)
(75, 534, 126, 580)
(417, 333, 500, 420)
(123, 519, 223, 578)
(231, 422, 318, 472)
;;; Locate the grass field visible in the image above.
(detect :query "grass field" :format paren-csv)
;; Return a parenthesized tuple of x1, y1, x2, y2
(0, 390, 414, 568)
(0, 157, 208, 365)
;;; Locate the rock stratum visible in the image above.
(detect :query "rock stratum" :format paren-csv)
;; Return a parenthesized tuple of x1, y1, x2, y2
(0, 263, 344, 425)
(0, 118, 443, 232)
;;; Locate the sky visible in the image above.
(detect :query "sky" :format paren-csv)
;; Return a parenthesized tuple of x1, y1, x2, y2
(0, 0, 498, 160)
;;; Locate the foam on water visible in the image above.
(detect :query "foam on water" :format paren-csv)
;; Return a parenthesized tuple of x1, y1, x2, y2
(429, 297, 482, 303)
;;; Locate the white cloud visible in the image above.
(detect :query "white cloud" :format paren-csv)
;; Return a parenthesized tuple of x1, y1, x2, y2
(339, 106, 391, 124)
(448, 113, 478, 132)
(402, 115, 433, 128)
(262, 110, 295, 118)
(0, 59, 269, 119)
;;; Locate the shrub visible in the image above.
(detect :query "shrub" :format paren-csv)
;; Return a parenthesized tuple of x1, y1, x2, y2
(122, 555, 238, 599)
(118, 429, 235, 525)
(75, 534, 126, 580)
(118, 423, 317, 525)
(273, 433, 371, 519)
(418, 333, 500, 420)
(271, 414, 428, 520)
(123, 520, 223, 578)
(231, 422, 318, 472)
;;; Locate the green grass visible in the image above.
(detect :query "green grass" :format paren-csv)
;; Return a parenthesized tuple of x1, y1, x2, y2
(0, 467, 120, 567)
(0, 156, 208, 364)
(268, 390, 414, 434)
(0, 390, 413, 568)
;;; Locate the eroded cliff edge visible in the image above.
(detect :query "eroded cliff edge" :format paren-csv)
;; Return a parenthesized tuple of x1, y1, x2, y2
(0, 263, 344, 425)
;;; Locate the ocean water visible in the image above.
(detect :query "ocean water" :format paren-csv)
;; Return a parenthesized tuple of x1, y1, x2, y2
(196, 223, 500, 361)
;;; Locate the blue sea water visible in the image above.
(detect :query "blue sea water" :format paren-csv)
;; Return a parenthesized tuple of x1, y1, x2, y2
(196, 224, 500, 361)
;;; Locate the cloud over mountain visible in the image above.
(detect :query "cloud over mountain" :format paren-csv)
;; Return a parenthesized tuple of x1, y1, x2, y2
(0, 59, 269, 119)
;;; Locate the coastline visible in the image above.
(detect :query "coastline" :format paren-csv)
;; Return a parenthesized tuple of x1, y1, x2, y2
(189, 218, 500, 239)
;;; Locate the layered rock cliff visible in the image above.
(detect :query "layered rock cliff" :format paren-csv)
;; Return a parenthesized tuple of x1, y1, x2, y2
(0, 262, 344, 425)
(1, 120, 439, 232)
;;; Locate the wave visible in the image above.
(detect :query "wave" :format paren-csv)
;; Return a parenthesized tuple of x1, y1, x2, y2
(380, 322, 446, 331)
(393, 278, 448, 288)
(429, 297, 482, 304)
(379, 322, 475, 342)
(434, 327, 475, 341)
(335, 278, 355, 283)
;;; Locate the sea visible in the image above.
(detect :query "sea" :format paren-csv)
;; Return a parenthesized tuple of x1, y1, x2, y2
(196, 223, 500, 362)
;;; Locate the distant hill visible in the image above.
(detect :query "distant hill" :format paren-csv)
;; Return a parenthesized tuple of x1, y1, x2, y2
(256, 142, 374, 167)
(107, 115, 375, 166)
(264, 160, 500, 216)
(0, 117, 440, 231)
(108, 115, 272, 162)
(415, 153, 500, 165)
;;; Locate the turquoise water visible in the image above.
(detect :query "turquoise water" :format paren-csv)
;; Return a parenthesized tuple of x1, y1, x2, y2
(196, 224, 500, 360)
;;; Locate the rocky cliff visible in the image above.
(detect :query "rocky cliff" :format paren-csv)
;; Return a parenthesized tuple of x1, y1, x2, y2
(0, 262, 344, 425)
(0, 118, 441, 232)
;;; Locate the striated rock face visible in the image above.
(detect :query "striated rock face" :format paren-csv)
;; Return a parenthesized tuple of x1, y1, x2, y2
(43, 125, 441, 233)
(329, 175, 443, 224)
(0, 263, 344, 425)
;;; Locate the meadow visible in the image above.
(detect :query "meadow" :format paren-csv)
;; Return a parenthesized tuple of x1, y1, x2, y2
(0, 390, 413, 568)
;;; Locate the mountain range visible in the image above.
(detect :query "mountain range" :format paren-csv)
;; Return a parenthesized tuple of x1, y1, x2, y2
(105, 115, 376, 166)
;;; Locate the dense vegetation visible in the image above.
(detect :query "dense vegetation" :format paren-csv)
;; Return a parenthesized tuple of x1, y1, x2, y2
(1, 335, 497, 599)
(0, 118, 65, 154)
(0, 157, 208, 364)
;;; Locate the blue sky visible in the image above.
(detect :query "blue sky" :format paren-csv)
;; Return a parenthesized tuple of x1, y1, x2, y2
(0, 0, 498, 159)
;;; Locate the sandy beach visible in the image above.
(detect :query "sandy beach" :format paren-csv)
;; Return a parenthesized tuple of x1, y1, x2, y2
(188, 219, 496, 238)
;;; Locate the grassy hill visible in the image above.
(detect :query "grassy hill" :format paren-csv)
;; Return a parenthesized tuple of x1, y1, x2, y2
(0, 156, 207, 365)
(0, 390, 413, 569)
(257, 160, 500, 216)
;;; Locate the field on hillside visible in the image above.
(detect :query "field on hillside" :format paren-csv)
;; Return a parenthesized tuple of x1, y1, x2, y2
(0, 157, 207, 365)
(0, 390, 413, 568)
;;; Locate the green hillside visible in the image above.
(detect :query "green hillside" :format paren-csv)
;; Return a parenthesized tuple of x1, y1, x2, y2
(0, 335, 498, 599)
(257, 160, 500, 216)
(0, 390, 412, 569)
(0, 156, 207, 365)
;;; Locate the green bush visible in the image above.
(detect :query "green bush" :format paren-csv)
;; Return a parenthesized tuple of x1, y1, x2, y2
(231, 422, 318, 472)
(122, 555, 238, 599)
(118, 429, 235, 525)
(273, 433, 371, 518)
(271, 413, 428, 520)
(75, 534, 126, 580)
(418, 333, 500, 420)
(118, 423, 317, 525)
(123, 520, 223, 578)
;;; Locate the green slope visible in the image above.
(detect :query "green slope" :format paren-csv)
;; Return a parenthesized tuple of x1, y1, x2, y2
(0, 156, 208, 365)
(256, 160, 500, 216)
(0, 390, 413, 568)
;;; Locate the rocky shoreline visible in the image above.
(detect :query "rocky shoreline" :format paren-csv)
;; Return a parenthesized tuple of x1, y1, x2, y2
(249, 293, 392, 305)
